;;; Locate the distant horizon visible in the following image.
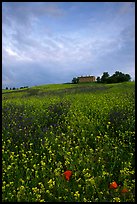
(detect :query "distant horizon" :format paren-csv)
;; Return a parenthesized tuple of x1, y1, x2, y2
(2, 75, 135, 90)
(2, 2, 135, 88)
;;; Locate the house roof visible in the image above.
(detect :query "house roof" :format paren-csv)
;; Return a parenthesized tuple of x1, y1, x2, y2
(78, 76, 95, 78)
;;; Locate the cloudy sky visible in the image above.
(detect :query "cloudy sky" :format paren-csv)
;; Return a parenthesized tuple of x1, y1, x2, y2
(2, 2, 135, 88)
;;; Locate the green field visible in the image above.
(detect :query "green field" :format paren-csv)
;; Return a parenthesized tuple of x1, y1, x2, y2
(2, 82, 135, 202)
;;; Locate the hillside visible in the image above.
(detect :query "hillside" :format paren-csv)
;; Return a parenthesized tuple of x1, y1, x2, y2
(2, 81, 133, 99)
(2, 82, 135, 202)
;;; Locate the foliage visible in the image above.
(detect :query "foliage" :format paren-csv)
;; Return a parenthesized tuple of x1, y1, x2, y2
(72, 77, 79, 84)
(97, 71, 131, 84)
(96, 76, 101, 83)
(107, 71, 131, 83)
(101, 72, 109, 83)
(2, 82, 135, 202)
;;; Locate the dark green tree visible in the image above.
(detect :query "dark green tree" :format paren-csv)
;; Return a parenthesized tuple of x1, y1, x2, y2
(72, 77, 79, 84)
(107, 71, 131, 83)
(96, 76, 101, 83)
(101, 72, 109, 83)
(125, 74, 131, 82)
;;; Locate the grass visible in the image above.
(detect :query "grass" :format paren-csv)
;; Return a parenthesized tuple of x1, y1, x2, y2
(2, 82, 135, 202)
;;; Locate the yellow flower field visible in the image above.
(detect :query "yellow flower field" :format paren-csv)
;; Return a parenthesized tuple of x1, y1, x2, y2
(2, 82, 135, 202)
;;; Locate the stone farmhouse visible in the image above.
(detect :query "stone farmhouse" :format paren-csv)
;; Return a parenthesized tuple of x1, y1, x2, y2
(78, 76, 96, 83)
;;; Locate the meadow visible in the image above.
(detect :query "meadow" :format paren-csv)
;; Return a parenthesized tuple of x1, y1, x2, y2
(2, 82, 135, 202)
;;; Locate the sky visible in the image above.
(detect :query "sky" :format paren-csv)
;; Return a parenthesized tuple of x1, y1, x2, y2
(2, 2, 135, 88)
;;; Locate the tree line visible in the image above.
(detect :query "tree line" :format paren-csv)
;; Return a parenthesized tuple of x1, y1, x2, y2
(96, 71, 131, 83)
(72, 71, 131, 84)
(5, 86, 29, 90)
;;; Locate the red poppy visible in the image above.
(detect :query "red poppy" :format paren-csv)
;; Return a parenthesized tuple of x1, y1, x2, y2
(109, 181, 118, 189)
(121, 187, 128, 193)
(63, 170, 72, 181)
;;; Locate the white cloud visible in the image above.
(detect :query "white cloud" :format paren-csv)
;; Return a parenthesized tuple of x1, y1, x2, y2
(5, 48, 18, 57)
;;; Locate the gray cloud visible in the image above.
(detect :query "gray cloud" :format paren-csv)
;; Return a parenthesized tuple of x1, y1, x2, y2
(2, 2, 135, 88)
(2, 2, 64, 25)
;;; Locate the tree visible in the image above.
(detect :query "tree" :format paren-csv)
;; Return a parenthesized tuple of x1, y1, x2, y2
(98, 70, 131, 84)
(101, 72, 109, 83)
(106, 71, 131, 83)
(72, 77, 79, 84)
(113, 71, 124, 83)
(125, 74, 131, 82)
(6, 87, 8, 90)
(96, 76, 101, 83)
